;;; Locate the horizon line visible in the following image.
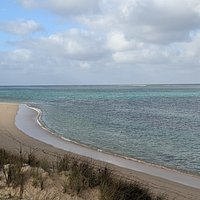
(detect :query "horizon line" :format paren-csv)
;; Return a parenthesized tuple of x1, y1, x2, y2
(1, 83, 200, 87)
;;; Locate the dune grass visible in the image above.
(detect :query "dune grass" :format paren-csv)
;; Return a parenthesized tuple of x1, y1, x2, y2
(0, 148, 168, 200)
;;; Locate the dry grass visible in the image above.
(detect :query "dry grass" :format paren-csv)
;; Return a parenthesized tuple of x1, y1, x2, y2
(0, 148, 168, 200)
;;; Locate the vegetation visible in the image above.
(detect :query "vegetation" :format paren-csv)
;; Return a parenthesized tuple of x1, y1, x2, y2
(0, 148, 168, 200)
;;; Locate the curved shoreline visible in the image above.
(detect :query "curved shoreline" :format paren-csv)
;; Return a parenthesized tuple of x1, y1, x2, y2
(26, 105, 197, 175)
(15, 104, 200, 189)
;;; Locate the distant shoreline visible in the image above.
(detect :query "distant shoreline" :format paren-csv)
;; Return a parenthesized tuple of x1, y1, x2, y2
(1, 83, 200, 87)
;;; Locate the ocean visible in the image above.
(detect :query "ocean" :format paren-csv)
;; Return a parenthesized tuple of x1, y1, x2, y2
(0, 85, 200, 175)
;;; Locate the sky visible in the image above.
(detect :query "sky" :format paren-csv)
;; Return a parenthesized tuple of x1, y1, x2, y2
(1, 0, 200, 85)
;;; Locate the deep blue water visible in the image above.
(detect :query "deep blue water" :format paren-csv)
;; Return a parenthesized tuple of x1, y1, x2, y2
(0, 85, 200, 174)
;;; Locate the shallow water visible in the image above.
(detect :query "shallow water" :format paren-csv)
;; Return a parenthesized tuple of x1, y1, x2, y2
(1, 85, 200, 174)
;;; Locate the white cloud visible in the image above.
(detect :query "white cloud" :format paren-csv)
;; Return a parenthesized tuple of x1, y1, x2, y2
(80, 62, 91, 70)
(74, 0, 200, 68)
(0, 20, 42, 35)
(41, 29, 107, 61)
(19, 0, 100, 16)
(177, 33, 200, 67)
(80, 0, 200, 44)
(2, 0, 200, 84)
(7, 28, 109, 73)
(18, 0, 36, 8)
(118, 0, 200, 43)
(10, 49, 32, 62)
(0, 49, 32, 71)
(46, 0, 100, 16)
(112, 48, 170, 65)
(107, 32, 131, 51)
(107, 31, 144, 51)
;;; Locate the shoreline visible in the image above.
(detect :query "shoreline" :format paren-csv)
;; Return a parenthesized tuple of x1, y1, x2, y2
(29, 104, 199, 177)
(24, 104, 199, 176)
(15, 104, 200, 189)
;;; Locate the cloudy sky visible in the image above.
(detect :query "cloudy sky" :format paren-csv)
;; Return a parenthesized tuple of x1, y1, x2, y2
(1, 0, 200, 85)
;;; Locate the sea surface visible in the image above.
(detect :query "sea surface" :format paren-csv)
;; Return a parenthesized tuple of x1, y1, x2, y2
(0, 85, 200, 175)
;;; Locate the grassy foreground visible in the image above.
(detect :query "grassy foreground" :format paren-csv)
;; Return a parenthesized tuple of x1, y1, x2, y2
(0, 148, 168, 200)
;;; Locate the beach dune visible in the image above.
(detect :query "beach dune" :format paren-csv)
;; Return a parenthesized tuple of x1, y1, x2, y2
(0, 103, 200, 200)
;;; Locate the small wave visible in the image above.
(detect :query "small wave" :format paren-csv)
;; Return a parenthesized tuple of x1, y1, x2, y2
(27, 105, 46, 129)
(61, 136, 72, 142)
(60, 136, 79, 144)
(135, 84, 147, 87)
(26, 104, 91, 147)
(125, 84, 147, 87)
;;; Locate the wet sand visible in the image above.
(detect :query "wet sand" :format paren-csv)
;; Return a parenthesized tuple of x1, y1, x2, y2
(1, 103, 200, 199)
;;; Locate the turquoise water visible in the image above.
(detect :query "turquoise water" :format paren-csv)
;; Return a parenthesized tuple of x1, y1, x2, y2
(0, 85, 200, 174)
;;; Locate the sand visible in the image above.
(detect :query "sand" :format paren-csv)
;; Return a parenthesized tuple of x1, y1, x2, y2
(0, 103, 200, 200)
(0, 103, 66, 160)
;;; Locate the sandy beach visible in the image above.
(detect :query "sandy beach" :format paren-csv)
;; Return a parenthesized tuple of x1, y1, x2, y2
(0, 103, 200, 200)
